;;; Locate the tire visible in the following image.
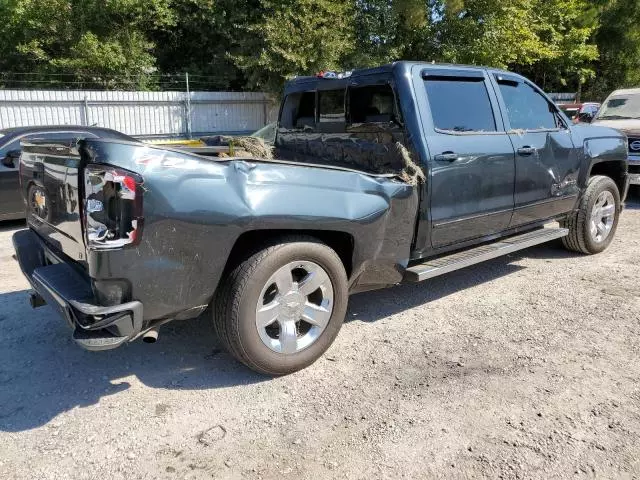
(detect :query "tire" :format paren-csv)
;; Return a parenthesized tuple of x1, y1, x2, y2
(561, 175, 621, 254)
(213, 236, 348, 375)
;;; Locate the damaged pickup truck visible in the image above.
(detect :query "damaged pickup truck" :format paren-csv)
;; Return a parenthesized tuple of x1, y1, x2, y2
(13, 62, 630, 375)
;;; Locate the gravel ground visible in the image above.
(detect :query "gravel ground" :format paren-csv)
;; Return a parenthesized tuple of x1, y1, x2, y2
(0, 192, 639, 480)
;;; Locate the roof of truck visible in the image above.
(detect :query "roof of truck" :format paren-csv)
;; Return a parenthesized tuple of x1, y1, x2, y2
(284, 61, 513, 94)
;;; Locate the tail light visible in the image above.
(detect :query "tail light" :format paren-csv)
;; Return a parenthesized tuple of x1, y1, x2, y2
(83, 165, 144, 249)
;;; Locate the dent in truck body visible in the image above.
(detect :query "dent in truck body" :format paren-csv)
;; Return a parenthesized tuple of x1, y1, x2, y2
(80, 139, 418, 323)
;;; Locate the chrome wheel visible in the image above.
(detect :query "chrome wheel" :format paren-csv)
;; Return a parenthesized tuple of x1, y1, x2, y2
(255, 261, 334, 354)
(590, 190, 615, 243)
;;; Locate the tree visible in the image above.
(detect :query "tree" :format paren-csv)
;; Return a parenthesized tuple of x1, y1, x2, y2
(230, 0, 355, 93)
(151, 0, 253, 91)
(0, 0, 636, 97)
(586, 0, 640, 100)
(344, 0, 438, 67)
(513, 0, 598, 98)
(343, 0, 598, 97)
(0, 0, 174, 89)
(345, 0, 401, 68)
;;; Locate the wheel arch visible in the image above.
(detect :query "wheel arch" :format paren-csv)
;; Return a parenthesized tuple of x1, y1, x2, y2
(588, 159, 628, 199)
(222, 229, 355, 280)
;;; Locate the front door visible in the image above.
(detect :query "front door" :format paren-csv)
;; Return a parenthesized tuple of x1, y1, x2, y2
(420, 68, 516, 249)
(492, 75, 581, 226)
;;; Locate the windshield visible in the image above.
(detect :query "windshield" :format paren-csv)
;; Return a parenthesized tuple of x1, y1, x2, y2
(596, 93, 640, 120)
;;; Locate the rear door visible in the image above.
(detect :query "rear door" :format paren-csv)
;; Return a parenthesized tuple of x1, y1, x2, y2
(492, 74, 581, 227)
(420, 68, 516, 248)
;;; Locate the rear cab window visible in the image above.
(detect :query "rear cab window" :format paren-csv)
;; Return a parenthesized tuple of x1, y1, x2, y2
(318, 90, 345, 122)
(276, 76, 409, 174)
(349, 84, 402, 125)
(280, 91, 316, 130)
(318, 89, 346, 133)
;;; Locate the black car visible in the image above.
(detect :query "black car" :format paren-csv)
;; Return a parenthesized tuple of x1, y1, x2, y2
(0, 126, 135, 221)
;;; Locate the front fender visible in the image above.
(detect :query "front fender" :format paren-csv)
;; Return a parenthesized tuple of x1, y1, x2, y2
(571, 125, 628, 190)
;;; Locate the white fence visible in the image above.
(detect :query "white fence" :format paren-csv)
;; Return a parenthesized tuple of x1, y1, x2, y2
(0, 90, 277, 138)
(548, 92, 578, 104)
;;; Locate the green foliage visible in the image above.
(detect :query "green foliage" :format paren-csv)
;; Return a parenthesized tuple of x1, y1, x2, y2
(150, 0, 255, 90)
(585, 0, 640, 99)
(436, 0, 557, 67)
(0, 0, 638, 98)
(345, 0, 402, 67)
(0, 0, 174, 89)
(230, 0, 355, 92)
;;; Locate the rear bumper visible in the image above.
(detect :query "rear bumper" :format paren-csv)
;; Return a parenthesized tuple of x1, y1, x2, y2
(12, 229, 143, 351)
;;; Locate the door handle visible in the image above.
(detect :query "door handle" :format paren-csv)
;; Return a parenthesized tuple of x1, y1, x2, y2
(434, 152, 459, 162)
(517, 146, 536, 156)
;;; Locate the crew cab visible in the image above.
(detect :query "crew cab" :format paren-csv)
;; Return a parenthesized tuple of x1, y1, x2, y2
(13, 62, 630, 375)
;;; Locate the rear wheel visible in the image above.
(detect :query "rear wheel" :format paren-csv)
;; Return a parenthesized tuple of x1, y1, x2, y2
(213, 237, 348, 375)
(562, 175, 620, 254)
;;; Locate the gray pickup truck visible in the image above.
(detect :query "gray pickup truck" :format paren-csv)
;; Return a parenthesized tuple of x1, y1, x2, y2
(13, 62, 630, 375)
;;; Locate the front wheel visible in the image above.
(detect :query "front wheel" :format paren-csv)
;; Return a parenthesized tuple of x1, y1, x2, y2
(213, 237, 348, 375)
(562, 175, 621, 254)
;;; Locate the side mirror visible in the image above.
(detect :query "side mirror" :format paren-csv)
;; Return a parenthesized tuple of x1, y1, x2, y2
(1, 149, 20, 168)
(578, 112, 594, 124)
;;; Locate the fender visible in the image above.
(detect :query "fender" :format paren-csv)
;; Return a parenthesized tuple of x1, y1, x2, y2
(80, 139, 419, 321)
(572, 125, 628, 194)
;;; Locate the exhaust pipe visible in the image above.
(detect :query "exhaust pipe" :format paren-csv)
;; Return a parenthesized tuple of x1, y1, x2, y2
(29, 291, 46, 309)
(142, 327, 159, 344)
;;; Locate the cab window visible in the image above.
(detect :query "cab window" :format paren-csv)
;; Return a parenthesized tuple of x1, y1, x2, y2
(424, 77, 497, 133)
(349, 84, 401, 125)
(318, 90, 345, 123)
(497, 79, 560, 130)
(280, 92, 316, 130)
(317, 89, 346, 133)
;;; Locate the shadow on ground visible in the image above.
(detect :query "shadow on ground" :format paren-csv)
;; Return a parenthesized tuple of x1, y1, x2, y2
(0, 288, 268, 432)
(0, 239, 571, 432)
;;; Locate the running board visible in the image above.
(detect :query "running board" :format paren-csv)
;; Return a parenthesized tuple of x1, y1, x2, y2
(404, 227, 568, 283)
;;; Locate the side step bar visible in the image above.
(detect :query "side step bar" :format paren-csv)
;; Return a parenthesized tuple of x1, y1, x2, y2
(405, 227, 568, 282)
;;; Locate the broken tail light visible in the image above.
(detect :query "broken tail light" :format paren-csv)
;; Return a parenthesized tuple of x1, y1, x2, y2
(83, 165, 144, 249)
